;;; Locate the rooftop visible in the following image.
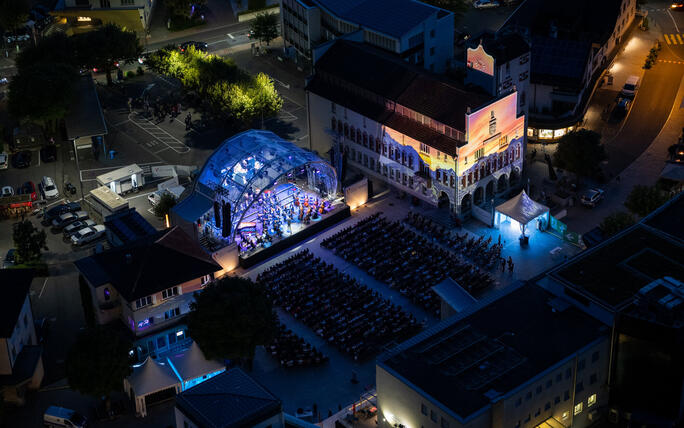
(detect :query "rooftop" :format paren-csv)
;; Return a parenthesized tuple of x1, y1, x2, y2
(551, 226, 684, 310)
(64, 74, 107, 140)
(644, 192, 684, 241)
(475, 32, 529, 66)
(74, 227, 220, 301)
(309, 40, 492, 146)
(104, 208, 158, 246)
(0, 269, 34, 337)
(530, 36, 591, 89)
(176, 368, 282, 428)
(379, 284, 607, 420)
(313, 0, 449, 39)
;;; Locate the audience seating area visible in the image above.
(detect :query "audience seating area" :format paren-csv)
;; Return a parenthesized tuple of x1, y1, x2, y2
(257, 250, 421, 360)
(268, 322, 328, 368)
(321, 213, 495, 317)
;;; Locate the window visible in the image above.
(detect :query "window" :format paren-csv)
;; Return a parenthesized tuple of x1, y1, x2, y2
(576, 381, 584, 393)
(161, 287, 178, 300)
(564, 390, 570, 401)
(536, 385, 542, 394)
(574, 402, 583, 415)
(535, 408, 541, 417)
(588, 394, 597, 407)
(430, 410, 437, 422)
(157, 335, 166, 349)
(578, 359, 586, 371)
(421, 403, 428, 415)
(121, 0, 134, 5)
(440, 417, 449, 428)
(515, 397, 522, 407)
(554, 396, 560, 405)
(556, 373, 562, 382)
(135, 296, 152, 309)
(591, 351, 599, 362)
(164, 307, 180, 320)
(525, 391, 532, 400)
(99, 0, 110, 6)
(524, 414, 530, 423)
(546, 379, 552, 388)
(590, 373, 597, 385)
(475, 148, 484, 160)
(519, 71, 528, 81)
(565, 368, 572, 379)
(420, 143, 430, 154)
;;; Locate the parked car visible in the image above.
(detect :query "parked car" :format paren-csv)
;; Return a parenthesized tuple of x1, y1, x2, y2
(2, 249, 15, 268)
(473, 0, 500, 8)
(52, 210, 88, 230)
(63, 219, 96, 238)
(580, 188, 605, 207)
(0, 152, 8, 169)
(179, 41, 208, 53)
(71, 225, 106, 246)
(43, 202, 81, 224)
(621, 75, 639, 97)
(11, 150, 31, 168)
(17, 181, 37, 201)
(1, 186, 13, 197)
(40, 145, 57, 163)
(41, 176, 59, 199)
(43, 406, 87, 428)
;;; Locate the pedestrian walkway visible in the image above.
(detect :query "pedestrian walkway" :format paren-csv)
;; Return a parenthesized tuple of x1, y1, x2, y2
(128, 112, 191, 154)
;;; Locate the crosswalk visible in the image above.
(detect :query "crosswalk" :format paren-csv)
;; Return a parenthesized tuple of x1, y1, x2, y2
(664, 34, 684, 44)
(663, 33, 684, 45)
(128, 112, 191, 154)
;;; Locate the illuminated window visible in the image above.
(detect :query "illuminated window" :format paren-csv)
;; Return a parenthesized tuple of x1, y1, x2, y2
(588, 394, 597, 407)
(499, 135, 508, 148)
(539, 129, 553, 139)
(527, 128, 535, 138)
(554, 128, 566, 138)
(420, 143, 430, 154)
(574, 402, 583, 415)
(562, 412, 569, 420)
(475, 148, 484, 160)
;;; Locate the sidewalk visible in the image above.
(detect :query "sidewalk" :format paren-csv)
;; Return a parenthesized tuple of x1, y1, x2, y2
(583, 25, 659, 142)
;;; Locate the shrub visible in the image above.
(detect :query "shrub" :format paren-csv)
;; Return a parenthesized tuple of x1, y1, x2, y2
(125, 70, 135, 79)
(136, 66, 144, 75)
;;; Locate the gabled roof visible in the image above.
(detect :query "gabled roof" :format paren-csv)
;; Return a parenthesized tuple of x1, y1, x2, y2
(0, 269, 34, 337)
(74, 227, 220, 301)
(313, 0, 448, 39)
(166, 342, 224, 382)
(176, 368, 282, 428)
(309, 41, 492, 135)
(127, 357, 180, 397)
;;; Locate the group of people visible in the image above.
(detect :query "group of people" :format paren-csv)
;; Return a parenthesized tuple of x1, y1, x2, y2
(404, 212, 504, 271)
(132, 93, 183, 125)
(321, 213, 494, 317)
(267, 323, 328, 368)
(256, 250, 421, 361)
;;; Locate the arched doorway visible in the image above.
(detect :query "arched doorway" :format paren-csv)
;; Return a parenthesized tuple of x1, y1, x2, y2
(485, 180, 494, 200)
(510, 168, 520, 187)
(497, 174, 508, 193)
(474, 187, 484, 206)
(461, 193, 472, 212)
(438, 191, 450, 209)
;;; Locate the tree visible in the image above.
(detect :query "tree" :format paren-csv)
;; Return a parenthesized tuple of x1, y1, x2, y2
(0, 0, 29, 35)
(600, 211, 635, 237)
(153, 193, 177, 218)
(624, 185, 669, 217)
(186, 276, 277, 365)
(8, 63, 79, 128)
(553, 129, 607, 183)
(164, 0, 207, 20)
(421, 0, 468, 19)
(251, 72, 283, 127)
(15, 33, 76, 72)
(73, 24, 141, 85)
(250, 12, 279, 46)
(66, 326, 132, 412)
(12, 220, 46, 264)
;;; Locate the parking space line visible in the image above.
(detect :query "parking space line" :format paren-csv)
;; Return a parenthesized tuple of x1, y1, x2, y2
(128, 112, 190, 154)
(38, 278, 48, 298)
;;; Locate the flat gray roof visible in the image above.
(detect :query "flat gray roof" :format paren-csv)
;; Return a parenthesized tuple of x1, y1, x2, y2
(65, 74, 107, 141)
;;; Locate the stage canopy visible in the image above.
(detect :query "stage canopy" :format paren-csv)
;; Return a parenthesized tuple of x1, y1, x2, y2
(124, 357, 181, 417)
(166, 342, 225, 391)
(174, 130, 337, 239)
(495, 190, 549, 225)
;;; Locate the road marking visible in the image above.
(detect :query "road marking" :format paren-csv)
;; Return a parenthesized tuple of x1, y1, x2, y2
(678, 34, 684, 44)
(227, 33, 235, 40)
(267, 74, 291, 90)
(668, 9, 681, 33)
(38, 278, 48, 298)
(665, 34, 672, 44)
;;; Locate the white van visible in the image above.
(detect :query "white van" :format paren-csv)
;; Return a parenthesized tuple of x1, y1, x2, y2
(621, 75, 639, 97)
(43, 406, 88, 428)
(41, 176, 59, 199)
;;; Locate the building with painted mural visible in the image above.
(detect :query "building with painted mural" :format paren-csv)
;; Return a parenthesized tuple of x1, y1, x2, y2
(306, 40, 525, 216)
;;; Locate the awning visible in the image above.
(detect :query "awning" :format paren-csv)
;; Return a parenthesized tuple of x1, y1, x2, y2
(126, 357, 180, 397)
(495, 190, 549, 224)
(172, 192, 214, 223)
(166, 342, 224, 383)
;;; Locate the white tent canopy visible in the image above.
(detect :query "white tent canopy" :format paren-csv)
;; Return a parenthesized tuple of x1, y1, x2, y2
(495, 190, 549, 225)
(166, 342, 225, 389)
(124, 357, 181, 417)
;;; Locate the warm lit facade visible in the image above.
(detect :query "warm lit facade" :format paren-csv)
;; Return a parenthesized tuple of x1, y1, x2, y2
(376, 285, 611, 428)
(280, 0, 454, 73)
(51, 0, 154, 33)
(306, 41, 525, 215)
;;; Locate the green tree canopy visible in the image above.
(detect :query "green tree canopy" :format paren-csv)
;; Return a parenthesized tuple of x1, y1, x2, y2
(553, 129, 607, 182)
(12, 220, 47, 263)
(153, 193, 177, 218)
(66, 327, 132, 404)
(8, 63, 79, 126)
(0, 0, 29, 33)
(186, 276, 277, 362)
(250, 12, 279, 46)
(72, 24, 141, 85)
(600, 211, 635, 237)
(15, 33, 77, 71)
(624, 185, 669, 217)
